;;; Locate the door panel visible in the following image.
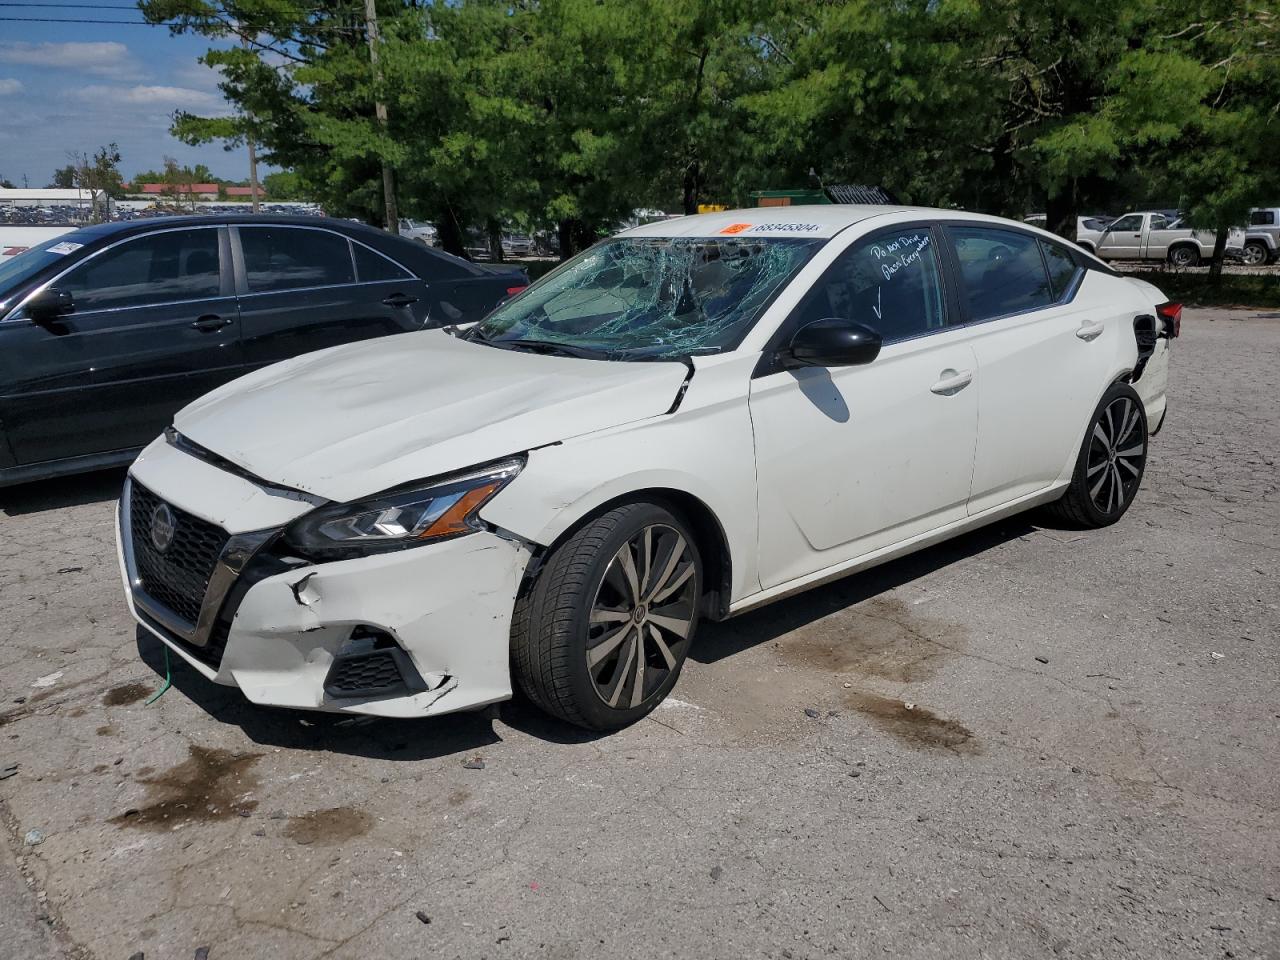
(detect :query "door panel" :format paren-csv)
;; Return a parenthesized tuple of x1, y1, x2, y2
(946, 227, 1102, 513)
(0, 297, 242, 464)
(0, 227, 243, 465)
(1097, 214, 1144, 259)
(750, 224, 978, 590)
(751, 337, 979, 588)
(234, 225, 430, 367)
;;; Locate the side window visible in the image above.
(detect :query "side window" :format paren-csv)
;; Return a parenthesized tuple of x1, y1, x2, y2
(1250, 210, 1276, 226)
(57, 229, 220, 312)
(353, 243, 412, 282)
(791, 229, 946, 343)
(239, 228, 355, 293)
(1149, 214, 1169, 230)
(948, 226, 1053, 321)
(1040, 241, 1081, 301)
(1109, 214, 1143, 233)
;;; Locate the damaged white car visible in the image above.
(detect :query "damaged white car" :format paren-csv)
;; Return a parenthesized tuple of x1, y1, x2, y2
(117, 206, 1176, 729)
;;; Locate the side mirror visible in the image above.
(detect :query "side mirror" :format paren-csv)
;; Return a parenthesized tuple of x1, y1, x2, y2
(25, 287, 75, 322)
(782, 318, 882, 369)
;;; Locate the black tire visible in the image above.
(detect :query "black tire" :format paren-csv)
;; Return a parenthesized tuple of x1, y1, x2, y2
(1168, 245, 1200, 268)
(1043, 383, 1148, 529)
(511, 502, 702, 730)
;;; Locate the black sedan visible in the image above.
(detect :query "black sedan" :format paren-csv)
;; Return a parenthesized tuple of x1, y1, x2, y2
(0, 216, 527, 487)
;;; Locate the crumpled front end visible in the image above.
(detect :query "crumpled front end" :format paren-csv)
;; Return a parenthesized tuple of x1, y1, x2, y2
(117, 435, 532, 718)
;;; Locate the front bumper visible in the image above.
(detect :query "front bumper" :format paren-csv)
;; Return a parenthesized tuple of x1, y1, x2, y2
(117, 440, 533, 718)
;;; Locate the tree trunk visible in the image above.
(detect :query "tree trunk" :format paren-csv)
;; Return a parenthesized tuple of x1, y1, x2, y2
(1045, 181, 1079, 243)
(558, 218, 593, 261)
(487, 218, 505, 262)
(436, 202, 469, 260)
(1208, 226, 1228, 282)
(682, 159, 701, 216)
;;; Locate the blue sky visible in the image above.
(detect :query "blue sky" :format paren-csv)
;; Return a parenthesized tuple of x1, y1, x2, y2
(0, 12, 264, 185)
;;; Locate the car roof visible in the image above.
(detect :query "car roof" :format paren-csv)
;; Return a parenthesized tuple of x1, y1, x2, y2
(613, 204, 1108, 240)
(617, 205, 918, 240)
(73, 214, 488, 279)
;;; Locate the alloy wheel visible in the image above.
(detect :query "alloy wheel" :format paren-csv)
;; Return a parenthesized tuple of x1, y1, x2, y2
(1241, 243, 1267, 267)
(585, 523, 698, 709)
(1087, 396, 1146, 515)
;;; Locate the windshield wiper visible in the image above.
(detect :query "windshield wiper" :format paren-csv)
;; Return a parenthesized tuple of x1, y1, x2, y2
(484, 338, 613, 360)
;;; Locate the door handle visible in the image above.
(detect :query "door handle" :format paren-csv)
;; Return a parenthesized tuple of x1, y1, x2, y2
(1075, 320, 1105, 341)
(382, 292, 419, 308)
(930, 369, 973, 395)
(191, 314, 231, 332)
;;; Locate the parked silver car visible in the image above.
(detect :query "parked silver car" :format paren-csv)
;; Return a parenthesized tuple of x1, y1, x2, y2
(1242, 208, 1279, 266)
(1077, 210, 1244, 267)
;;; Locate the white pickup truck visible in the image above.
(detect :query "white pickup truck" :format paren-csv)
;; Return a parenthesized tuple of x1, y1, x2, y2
(1076, 210, 1244, 267)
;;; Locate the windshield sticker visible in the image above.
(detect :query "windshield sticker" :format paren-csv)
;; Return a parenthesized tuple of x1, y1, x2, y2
(871, 233, 931, 281)
(46, 241, 84, 255)
(748, 223, 822, 234)
(719, 223, 753, 235)
(2, 246, 29, 258)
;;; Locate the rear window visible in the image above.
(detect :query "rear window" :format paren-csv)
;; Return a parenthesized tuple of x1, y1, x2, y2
(239, 227, 355, 293)
(353, 243, 412, 282)
(1251, 210, 1276, 226)
(947, 226, 1053, 321)
(1040, 241, 1081, 301)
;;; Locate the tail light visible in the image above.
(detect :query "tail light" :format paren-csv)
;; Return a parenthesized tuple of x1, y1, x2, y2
(506, 285, 527, 297)
(1156, 301, 1181, 338)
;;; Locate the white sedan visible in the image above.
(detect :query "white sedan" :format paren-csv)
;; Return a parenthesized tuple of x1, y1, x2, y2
(117, 205, 1177, 729)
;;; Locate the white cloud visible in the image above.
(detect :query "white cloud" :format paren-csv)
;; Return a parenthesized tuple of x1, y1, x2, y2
(76, 84, 229, 113)
(0, 42, 143, 80)
(0, 78, 22, 96)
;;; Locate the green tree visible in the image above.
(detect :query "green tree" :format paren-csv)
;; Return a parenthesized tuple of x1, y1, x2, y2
(49, 165, 77, 189)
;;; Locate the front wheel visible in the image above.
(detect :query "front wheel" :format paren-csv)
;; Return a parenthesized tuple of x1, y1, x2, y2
(511, 502, 702, 730)
(1044, 383, 1148, 529)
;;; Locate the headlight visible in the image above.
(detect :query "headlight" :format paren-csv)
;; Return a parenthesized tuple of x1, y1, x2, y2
(282, 457, 523, 560)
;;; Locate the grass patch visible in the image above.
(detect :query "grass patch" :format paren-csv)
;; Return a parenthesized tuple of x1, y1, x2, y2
(1126, 270, 1280, 308)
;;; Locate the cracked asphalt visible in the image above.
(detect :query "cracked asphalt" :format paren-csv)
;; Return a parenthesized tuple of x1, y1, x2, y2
(1, 306, 1277, 960)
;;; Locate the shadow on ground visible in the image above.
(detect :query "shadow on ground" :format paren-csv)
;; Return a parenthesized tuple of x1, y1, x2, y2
(693, 517, 1036, 665)
(131, 514, 1039, 759)
(0, 467, 128, 516)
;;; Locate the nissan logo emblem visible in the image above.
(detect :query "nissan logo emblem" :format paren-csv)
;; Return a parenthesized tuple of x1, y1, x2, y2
(150, 503, 176, 553)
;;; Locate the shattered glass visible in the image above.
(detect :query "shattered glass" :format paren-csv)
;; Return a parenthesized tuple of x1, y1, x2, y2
(472, 237, 823, 360)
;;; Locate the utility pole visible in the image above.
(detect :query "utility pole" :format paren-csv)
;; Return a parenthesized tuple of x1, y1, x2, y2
(363, 0, 398, 233)
(240, 34, 262, 213)
(247, 133, 261, 213)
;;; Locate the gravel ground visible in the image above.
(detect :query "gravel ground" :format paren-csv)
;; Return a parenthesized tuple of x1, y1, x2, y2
(1, 306, 1277, 960)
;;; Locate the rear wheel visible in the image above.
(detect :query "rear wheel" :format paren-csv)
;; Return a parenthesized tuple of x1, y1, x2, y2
(511, 502, 702, 730)
(1241, 241, 1269, 267)
(1044, 383, 1148, 529)
(1168, 245, 1200, 268)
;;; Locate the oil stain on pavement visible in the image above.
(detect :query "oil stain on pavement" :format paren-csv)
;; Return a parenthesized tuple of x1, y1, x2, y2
(842, 692, 978, 753)
(283, 806, 372, 845)
(101, 682, 152, 707)
(112, 745, 262, 829)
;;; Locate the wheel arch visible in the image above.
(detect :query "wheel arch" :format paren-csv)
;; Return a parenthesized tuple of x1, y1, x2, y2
(1166, 240, 1201, 260)
(512, 487, 734, 621)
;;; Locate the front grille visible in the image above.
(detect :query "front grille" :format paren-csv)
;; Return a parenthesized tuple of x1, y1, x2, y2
(129, 482, 230, 627)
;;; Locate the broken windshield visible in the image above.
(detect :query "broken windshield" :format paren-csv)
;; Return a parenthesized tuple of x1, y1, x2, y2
(471, 236, 823, 359)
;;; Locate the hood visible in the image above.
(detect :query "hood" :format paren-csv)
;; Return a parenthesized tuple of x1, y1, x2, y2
(175, 330, 689, 502)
